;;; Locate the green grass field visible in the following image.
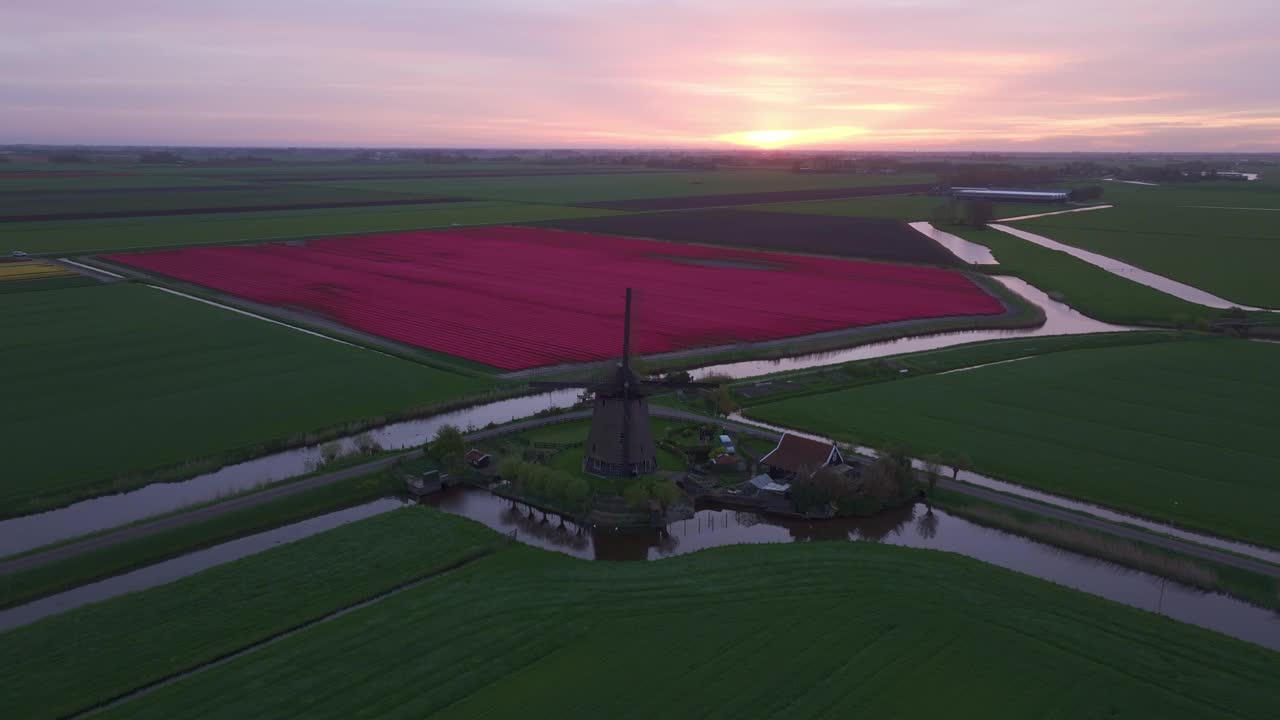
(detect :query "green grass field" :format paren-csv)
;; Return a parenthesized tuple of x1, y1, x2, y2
(747, 338, 1280, 547)
(0, 284, 491, 517)
(749, 193, 1066, 221)
(1015, 182, 1280, 307)
(0, 183, 436, 217)
(0, 201, 622, 255)
(0, 508, 502, 720)
(0, 471, 401, 610)
(501, 418, 690, 485)
(945, 224, 1218, 325)
(4, 508, 1275, 719)
(305, 169, 934, 204)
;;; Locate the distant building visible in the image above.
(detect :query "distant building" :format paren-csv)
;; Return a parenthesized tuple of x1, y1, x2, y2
(950, 187, 1070, 203)
(1215, 171, 1260, 181)
(759, 433, 844, 479)
(464, 449, 491, 468)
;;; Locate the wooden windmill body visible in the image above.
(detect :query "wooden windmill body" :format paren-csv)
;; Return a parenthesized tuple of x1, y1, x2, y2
(530, 289, 714, 478)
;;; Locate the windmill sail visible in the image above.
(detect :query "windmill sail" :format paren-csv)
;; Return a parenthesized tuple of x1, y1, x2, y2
(526, 288, 719, 478)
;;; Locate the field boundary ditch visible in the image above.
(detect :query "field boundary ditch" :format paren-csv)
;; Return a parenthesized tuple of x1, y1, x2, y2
(63, 547, 499, 720)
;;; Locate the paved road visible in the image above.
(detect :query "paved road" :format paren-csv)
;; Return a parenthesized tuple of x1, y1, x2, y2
(4, 407, 1277, 582)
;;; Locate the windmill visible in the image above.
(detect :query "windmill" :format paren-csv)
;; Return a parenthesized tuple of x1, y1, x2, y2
(529, 288, 718, 478)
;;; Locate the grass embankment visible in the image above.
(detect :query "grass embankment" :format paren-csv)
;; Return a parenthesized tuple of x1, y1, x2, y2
(0, 471, 402, 610)
(1015, 182, 1280, 308)
(5, 512, 1275, 719)
(928, 487, 1280, 611)
(726, 330, 1184, 405)
(747, 338, 1280, 548)
(0, 283, 492, 518)
(943, 224, 1219, 325)
(0, 508, 502, 720)
(0, 201, 622, 255)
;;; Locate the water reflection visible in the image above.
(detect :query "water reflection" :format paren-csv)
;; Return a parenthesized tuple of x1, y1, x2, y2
(428, 485, 1280, 650)
(691, 276, 1136, 380)
(907, 221, 998, 264)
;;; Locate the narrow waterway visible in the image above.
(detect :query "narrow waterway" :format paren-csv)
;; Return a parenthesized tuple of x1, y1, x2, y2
(428, 486, 1280, 651)
(907, 221, 998, 264)
(0, 276, 1139, 558)
(0, 498, 411, 633)
(990, 224, 1275, 312)
(690, 276, 1135, 380)
(727, 413, 1280, 566)
(0, 390, 580, 557)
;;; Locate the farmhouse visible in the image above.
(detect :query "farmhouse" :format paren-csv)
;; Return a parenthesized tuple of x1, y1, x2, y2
(759, 433, 844, 479)
(465, 449, 491, 469)
(950, 187, 1069, 203)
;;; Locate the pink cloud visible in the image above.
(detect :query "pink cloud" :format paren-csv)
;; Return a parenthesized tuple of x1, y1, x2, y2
(1, 0, 1277, 150)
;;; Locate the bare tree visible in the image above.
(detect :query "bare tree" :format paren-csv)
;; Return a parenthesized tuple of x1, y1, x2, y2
(921, 455, 945, 495)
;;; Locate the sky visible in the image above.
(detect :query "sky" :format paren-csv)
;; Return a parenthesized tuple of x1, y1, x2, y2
(2, 0, 1279, 151)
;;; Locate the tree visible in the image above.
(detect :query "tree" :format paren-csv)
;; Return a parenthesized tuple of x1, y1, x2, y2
(704, 382, 738, 416)
(963, 198, 995, 228)
(791, 466, 858, 514)
(427, 424, 467, 476)
(498, 456, 524, 482)
(921, 455, 945, 495)
(947, 453, 971, 481)
(862, 449, 915, 502)
(319, 441, 343, 466)
(662, 369, 693, 385)
(1068, 185, 1104, 202)
(563, 476, 592, 513)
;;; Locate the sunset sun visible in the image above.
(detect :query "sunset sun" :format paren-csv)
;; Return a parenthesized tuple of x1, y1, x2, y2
(718, 126, 869, 149)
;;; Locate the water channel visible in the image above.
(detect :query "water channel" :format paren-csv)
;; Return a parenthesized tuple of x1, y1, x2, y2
(726, 414, 1280, 566)
(990, 224, 1276, 312)
(0, 276, 1138, 558)
(426, 486, 1280, 651)
(0, 498, 412, 632)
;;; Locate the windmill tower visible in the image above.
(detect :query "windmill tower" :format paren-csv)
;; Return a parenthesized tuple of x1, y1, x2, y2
(530, 289, 716, 478)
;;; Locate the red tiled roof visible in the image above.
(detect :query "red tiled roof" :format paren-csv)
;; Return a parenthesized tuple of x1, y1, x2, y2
(760, 433, 836, 474)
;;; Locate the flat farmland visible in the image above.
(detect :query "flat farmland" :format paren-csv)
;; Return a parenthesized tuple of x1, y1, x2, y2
(305, 169, 936, 204)
(7, 516, 1275, 720)
(0, 284, 491, 517)
(747, 338, 1280, 547)
(943, 224, 1217, 325)
(0, 201, 620, 255)
(576, 183, 932, 210)
(536, 208, 958, 264)
(105, 226, 1006, 370)
(1014, 182, 1280, 307)
(751, 193, 1068, 221)
(0, 183, 461, 221)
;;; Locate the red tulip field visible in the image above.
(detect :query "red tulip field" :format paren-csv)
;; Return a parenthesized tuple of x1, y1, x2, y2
(104, 226, 1005, 370)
